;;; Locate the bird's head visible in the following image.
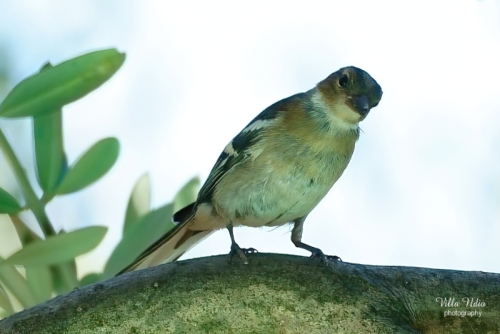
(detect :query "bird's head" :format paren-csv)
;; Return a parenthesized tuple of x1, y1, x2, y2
(316, 66, 382, 125)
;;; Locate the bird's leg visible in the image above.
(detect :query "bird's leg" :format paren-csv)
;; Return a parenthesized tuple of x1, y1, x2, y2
(227, 224, 258, 264)
(291, 217, 342, 263)
(293, 241, 342, 262)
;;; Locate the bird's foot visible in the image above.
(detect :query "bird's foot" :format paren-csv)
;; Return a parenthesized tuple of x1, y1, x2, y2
(293, 241, 342, 265)
(310, 250, 342, 264)
(227, 243, 258, 264)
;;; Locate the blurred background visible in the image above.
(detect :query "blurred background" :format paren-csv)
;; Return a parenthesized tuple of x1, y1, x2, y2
(0, 0, 499, 277)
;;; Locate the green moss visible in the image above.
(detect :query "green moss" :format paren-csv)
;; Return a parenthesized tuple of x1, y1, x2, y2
(2, 254, 499, 333)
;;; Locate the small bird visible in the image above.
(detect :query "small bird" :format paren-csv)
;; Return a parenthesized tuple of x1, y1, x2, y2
(121, 66, 382, 273)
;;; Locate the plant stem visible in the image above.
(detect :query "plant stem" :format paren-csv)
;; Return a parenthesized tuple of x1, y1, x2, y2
(0, 126, 55, 237)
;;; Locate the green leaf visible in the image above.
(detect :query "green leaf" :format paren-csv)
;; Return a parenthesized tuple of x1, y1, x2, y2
(57, 137, 119, 194)
(50, 261, 78, 295)
(0, 257, 37, 308)
(0, 226, 107, 267)
(79, 273, 102, 287)
(173, 176, 200, 212)
(25, 265, 53, 304)
(48, 229, 79, 295)
(0, 187, 22, 214)
(0, 49, 126, 118)
(0, 283, 14, 315)
(33, 109, 67, 196)
(103, 204, 175, 280)
(39, 61, 53, 71)
(123, 173, 151, 234)
(9, 215, 41, 246)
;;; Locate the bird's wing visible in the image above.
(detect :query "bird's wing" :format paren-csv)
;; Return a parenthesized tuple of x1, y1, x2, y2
(119, 94, 304, 274)
(196, 101, 287, 204)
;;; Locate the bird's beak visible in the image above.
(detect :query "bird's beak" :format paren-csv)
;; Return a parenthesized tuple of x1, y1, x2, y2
(348, 95, 370, 116)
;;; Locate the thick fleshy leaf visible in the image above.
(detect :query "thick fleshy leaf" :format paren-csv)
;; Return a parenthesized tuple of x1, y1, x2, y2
(0, 283, 14, 315)
(33, 109, 67, 195)
(0, 257, 37, 308)
(57, 138, 119, 194)
(79, 273, 102, 287)
(123, 173, 151, 234)
(26, 265, 53, 304)
(9, 215, 41, 246)
(48, 229, 79, 295)
(50, 261, 78, 295)
(103, 204, 174, 279)
(0, 187, 22, 214)
(0, 49, 125, 118)
(0, 226, 107, 267)
(173, 176, 200, 212)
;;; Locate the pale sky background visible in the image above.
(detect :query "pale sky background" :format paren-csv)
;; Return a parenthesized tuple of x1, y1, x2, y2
(0, 1, 499, 276)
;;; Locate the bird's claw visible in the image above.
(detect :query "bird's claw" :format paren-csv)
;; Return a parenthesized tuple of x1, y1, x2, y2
(228, 244, 258, 264)
(244, 247, 258, 254)
(310, 251, 342, 264)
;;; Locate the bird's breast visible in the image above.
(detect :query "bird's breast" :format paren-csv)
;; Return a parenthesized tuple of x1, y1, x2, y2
(212, 133, 356, 227)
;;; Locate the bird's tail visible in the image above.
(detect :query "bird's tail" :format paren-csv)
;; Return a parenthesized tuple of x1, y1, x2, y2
(117, 203, 215, 274)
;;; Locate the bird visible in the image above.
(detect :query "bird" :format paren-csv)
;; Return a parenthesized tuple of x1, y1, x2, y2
(120, 66, 382, 273)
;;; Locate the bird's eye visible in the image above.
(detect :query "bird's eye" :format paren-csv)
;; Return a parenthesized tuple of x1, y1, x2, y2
(339, 74, 348, 87)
